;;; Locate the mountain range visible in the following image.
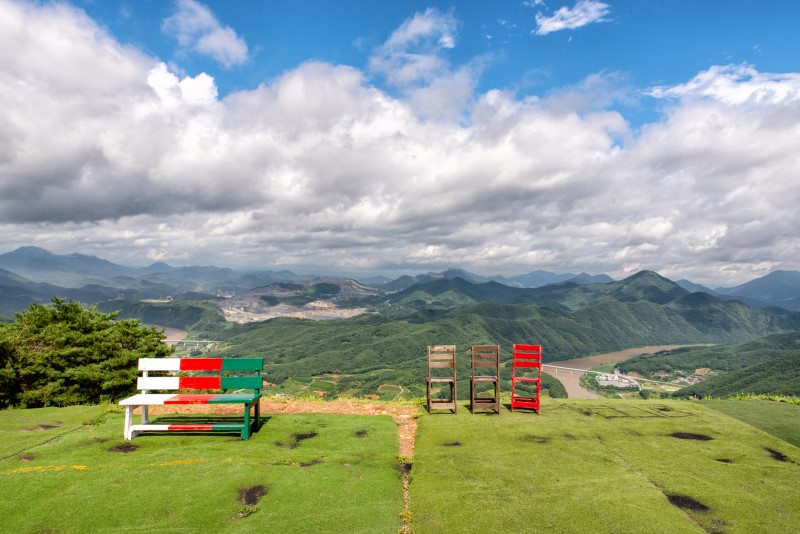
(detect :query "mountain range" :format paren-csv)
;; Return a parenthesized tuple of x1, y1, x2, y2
(2, 246, 800, 317)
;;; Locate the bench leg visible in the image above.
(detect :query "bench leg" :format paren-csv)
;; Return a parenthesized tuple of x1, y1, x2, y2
(123, 406, 133, 440)
(241, 403, 252, 440)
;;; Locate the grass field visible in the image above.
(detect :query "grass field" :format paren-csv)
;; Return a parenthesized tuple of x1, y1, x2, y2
(412, 399, 800, 534)
(701, 399, 800, 448)
(1, 399, 799, 533)
(0, 406, 403, 533)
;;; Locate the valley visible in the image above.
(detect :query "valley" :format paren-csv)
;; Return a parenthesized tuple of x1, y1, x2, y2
(546, 345, 708, 398)
(2, 246, 800, 401)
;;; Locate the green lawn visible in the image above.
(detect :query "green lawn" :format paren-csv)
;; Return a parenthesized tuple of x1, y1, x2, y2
(2, 399, 799, 534)
(701, 399, 800, 448)
(0, 406, 403, 534)
(411, 399, 800, 534)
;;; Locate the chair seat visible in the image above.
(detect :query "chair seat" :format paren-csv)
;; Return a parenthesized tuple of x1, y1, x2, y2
(472, 375, 498, 382)
(428, 377, 456, 383)
(512, 376, 540, 383)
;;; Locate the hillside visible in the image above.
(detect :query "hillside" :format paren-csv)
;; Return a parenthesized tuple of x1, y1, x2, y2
(215, 298, 800, 398)
(675, 353, 800, 398)
(620, 332, 800, 376)
(716, 270, 800, 311)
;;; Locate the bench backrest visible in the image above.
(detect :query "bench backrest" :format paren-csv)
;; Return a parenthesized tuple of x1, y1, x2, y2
(137, 358, 263, 392)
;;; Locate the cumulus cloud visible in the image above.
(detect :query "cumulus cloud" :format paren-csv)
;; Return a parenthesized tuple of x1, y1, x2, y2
(534, 0, 611, 36)
(369, 7, 458, 86)
(162, 0, 248, 68)
(1, 2, 800, 285)
(367, 8, 481, 119)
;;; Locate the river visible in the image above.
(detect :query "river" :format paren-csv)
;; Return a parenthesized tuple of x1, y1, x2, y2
(545, 345, 703, 399)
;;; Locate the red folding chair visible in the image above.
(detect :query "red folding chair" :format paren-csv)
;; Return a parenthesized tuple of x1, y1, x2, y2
(511, 344, 542, 413)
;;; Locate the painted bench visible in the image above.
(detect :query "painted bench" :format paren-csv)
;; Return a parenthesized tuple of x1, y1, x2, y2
(119, 357, 263, 440)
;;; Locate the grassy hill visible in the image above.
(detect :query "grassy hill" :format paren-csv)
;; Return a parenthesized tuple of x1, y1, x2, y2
(2, 399, 798, 533)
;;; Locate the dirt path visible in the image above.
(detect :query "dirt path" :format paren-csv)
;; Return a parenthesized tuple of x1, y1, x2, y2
(146, 399, 420, 457)
(546, 345, 708, 399)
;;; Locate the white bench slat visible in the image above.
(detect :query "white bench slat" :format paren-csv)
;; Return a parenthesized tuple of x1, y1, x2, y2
(119, 393, 176, 405)
(137, 376, 181, 390)
(138, 358, 182, 371)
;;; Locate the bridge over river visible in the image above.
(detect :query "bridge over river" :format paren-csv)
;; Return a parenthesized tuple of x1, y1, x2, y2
(545, 345, 703, 398)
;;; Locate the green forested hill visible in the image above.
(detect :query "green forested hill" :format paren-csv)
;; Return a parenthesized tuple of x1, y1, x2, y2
(98, 300, 227, 333)
(675, 352, 800, 397)
(620, 332, 800, 375)
(617, 332, 800, 398)
(215, 299, 800, 397)
(92, 271, 800, 399)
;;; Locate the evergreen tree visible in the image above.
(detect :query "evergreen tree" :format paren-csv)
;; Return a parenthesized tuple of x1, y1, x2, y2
(0, 298, 173, 408)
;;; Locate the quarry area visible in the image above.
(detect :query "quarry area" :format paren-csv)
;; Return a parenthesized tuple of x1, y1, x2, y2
(219, 278, 376, 323)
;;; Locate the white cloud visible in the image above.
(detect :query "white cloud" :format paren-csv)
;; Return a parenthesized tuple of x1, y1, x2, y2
(369, 8, 459, 88)
(648, 64, 800, 105)
(162, 0, 248, 68)
(2, 2, 800, 285)
(368, 8, 485, 121)
(534, 0, 611, 36)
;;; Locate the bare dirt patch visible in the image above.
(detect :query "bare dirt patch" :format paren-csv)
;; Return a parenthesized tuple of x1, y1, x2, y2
(239, 485, 268, 506)
(24, 421, 63, 432)
(670, 432, 713, 441)
(667, 494, 710, 513)
(143, 398, 420, 457)
(109, 443, 139, 453)
(521, 434, 551, 444)
(765, 447, 788, 462)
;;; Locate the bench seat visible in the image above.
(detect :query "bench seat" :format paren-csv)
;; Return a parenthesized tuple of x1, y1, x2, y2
(120, 357, 263, 440)
(120, 393, 261, 405)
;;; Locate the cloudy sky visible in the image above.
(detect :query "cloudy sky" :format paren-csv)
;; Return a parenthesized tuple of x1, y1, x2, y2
(1, 0, 799, 286)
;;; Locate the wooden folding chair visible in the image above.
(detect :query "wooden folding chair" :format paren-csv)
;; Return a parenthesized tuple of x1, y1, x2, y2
(470, 345, 500, 414)
(427, 345, 457, 414)
(511, 344, 542, 413)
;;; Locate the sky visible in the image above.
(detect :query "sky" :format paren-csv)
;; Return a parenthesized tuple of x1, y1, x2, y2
(1, 0, 800, 287)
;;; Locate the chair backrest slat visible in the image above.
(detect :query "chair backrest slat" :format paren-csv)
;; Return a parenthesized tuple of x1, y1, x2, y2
(471, 345, 499, 377)
(428, 345, 456, 378)
(512, 344, 542, 376)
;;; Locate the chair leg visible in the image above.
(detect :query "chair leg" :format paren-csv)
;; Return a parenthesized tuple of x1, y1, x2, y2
(469, 378, 474, 414)
(426, 380, 431, 414)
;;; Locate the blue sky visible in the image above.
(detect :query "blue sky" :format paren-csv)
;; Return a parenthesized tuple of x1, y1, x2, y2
(80, 1, 799, 115)
(2, 0, 800, 286)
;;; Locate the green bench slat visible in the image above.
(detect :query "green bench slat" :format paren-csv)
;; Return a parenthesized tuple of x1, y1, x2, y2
(210, 393, 261, 404)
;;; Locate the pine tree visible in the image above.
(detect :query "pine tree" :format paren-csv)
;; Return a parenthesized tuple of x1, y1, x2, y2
(0, 298, 173, 408)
